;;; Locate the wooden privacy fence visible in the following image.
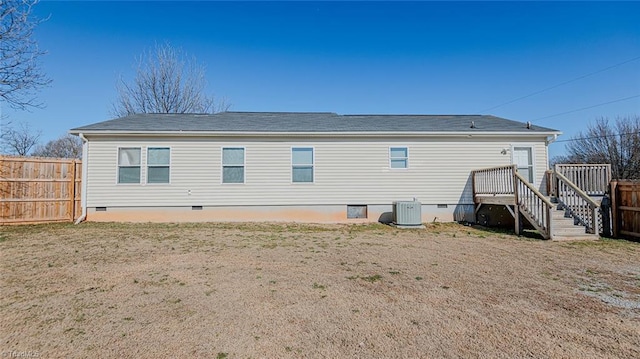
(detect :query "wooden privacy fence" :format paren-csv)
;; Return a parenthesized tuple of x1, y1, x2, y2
(610, 180, 640, 239)
(1, 156, 82, 224)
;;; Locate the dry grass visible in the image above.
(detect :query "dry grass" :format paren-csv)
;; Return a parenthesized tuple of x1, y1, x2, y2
(1, 222, 639, 358)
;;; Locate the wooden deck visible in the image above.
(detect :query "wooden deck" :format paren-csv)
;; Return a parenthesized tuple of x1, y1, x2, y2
(471, 164, 610, 240)
(474, 195, 515, 206)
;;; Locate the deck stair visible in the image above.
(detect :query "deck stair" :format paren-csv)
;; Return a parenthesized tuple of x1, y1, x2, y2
(548, 198, 599, 241)
(472, 164, 610, 241)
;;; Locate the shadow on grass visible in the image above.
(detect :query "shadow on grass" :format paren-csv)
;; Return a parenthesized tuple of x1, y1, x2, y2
(466, 223, 546, 241)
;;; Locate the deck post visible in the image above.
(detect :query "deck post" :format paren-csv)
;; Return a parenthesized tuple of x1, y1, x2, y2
(610, 180, 619, 237)
(547, 205, 553, 240)
(514, 205, 520, 235)
(513, 166, 520, 236)
(471, 171, 477, 224)
(592, 207, 599, 235)
(545, 170, 554, 197)
(471, 170, 476, 201)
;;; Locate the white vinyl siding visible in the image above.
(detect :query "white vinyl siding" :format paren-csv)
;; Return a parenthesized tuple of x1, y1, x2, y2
(118, 147, 141, 184)
(222, 147, 245, 184)
(389, 147, 408, 169)
(147, 147, 170, 184)
(292, 147, 314, 183)
(86, 136, 549, 207)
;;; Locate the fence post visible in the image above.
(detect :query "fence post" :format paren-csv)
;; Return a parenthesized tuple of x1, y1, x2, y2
(70, 160, 77, 221)
(0, 157, 5, 222)
(610, 180, 618, 238)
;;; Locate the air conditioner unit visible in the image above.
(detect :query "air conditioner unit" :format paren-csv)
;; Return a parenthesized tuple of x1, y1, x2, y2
(393, 201, 422, 226)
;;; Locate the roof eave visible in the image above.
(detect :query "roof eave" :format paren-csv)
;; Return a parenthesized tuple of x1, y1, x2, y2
(70, 130, 562, 137)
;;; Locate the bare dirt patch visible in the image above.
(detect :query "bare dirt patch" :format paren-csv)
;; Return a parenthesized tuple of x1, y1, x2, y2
(1, 222, 639, 358)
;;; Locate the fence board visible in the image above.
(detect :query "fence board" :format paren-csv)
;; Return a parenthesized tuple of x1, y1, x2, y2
(611, 180, 640, 239)
(1, 156, 82, 225)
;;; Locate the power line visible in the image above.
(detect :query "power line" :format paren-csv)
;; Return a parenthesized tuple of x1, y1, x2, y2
(554, 131, 640, 143)
(479, 55, 640, 113)
(532, 94, 640, 122)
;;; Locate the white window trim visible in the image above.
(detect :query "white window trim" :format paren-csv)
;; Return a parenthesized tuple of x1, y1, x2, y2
(116, 146, 142, 185)
(221, 146, 246, 184)
(291, 146, 315, 184)
(510, 144, 536, 183)
(389, 146, 409, 170)
(146, 146, 171, 185)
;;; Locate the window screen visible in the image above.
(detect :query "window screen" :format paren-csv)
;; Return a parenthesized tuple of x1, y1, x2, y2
(147, 147, 170, 183)
(390, 147, 408, 169)
(118, 148, 141, 183)
(292, 147, 314, 183)
(222, 147, 245, 183)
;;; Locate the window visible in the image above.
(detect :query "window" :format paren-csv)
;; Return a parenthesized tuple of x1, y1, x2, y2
(222, 147, 245, 183)
(147, 147, 170, 183)
(513, 146, 534, 183)
(118, 147, 141, 183)
(390, 147, 408, 169)
(292, 147, 313, 183)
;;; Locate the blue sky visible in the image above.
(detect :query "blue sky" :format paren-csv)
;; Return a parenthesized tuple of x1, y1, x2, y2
(2, 1, 639, 159)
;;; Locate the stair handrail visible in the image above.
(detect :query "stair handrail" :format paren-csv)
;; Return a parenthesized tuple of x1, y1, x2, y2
(554, 170, 600, 234)
(515, 172, 554, 207)
(514, 171, 553, 239)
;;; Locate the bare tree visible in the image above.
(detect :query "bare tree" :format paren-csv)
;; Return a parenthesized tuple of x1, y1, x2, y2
(553, 116, 640, 179)
(1, 121, 40, 155)
(31, 133, 82, 159)
(112, 43, 228, 117)
(0, 0, 51, 109)
(0, 112, 10, 144)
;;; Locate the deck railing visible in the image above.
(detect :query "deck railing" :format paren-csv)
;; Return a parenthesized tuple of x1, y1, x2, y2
(555, 164, 611, 196)
(473, 163, 610, 239)
(555, 171, 600, 234)
(472, 165, 552, 238)
(471, 165, 515, 197)
(515, 171, 553, 239)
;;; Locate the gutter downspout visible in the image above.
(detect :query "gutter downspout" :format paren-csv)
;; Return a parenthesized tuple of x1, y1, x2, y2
(546, 133, 558, 145)
(74, 133, 88, 224)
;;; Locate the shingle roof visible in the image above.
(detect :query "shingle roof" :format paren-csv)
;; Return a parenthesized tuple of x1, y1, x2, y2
(70, 112, 559, 134)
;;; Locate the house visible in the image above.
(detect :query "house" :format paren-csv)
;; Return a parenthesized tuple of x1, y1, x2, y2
(69, 112, 561, 223)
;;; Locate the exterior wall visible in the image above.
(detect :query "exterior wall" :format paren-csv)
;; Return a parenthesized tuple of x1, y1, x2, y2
(84, 135, 549, 223)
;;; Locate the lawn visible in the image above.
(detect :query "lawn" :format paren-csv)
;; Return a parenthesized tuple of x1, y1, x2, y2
(1, 222, 638, 358)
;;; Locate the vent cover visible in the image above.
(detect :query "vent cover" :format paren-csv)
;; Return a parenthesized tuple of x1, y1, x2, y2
(347, 205, 368, 219)
(392, 201, 422, 226)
